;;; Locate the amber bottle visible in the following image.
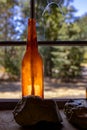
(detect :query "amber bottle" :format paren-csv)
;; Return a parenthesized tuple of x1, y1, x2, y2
(21, 0, 44, 98)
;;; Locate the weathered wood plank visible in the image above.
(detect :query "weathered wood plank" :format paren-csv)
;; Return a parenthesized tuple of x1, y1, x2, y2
(0, 110, 78, 130)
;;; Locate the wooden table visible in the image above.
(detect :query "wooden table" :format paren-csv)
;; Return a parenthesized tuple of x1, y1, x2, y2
(0, 110, 79, 130)
(0, 99, 85, 130)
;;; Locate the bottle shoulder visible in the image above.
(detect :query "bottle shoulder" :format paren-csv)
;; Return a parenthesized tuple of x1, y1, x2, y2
(22, 49, 43, 62)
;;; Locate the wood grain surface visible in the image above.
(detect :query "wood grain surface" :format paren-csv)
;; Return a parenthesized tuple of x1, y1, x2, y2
(0, 110, 79, 130)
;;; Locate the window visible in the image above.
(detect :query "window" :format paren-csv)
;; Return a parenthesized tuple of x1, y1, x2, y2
(0, 0, 87, 100)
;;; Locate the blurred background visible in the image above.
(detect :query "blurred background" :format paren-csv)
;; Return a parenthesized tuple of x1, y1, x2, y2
(0, 0, 87, 99)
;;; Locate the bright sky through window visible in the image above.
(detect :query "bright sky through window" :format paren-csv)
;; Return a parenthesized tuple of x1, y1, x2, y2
(72, 0, 87, 16)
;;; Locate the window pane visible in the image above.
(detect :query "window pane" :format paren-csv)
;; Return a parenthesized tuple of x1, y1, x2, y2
(0, 46, 87, 99)
(0, 0, 87, 42)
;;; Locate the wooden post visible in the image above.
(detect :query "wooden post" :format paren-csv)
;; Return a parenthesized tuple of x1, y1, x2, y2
(86, 87, 87, 99)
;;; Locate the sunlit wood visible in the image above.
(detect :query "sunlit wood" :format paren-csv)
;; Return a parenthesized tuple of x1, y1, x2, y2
(22, 19, 44, 98)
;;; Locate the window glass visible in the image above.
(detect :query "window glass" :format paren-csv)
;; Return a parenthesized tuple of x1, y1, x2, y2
(0, 46, 87, 99)
(0, 0, 87, 42)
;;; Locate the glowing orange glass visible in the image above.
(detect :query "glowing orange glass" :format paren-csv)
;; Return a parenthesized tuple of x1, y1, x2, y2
(22, 18, 44, 98)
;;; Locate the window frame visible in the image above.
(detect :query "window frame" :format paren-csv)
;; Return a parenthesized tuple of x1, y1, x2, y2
(0, 40, 87, 110)
(0, 41, 87, 46)
(0, 0, 87, 108)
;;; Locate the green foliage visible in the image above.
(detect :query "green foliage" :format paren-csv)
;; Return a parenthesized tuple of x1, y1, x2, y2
(0, 46, 24, 80)
(4, 49, 20, 79)
(52, 46, 84, 81)
(39, 1, 87, 81)
(0, 0, 87, 81)
(76, 15, 87, 40)
(0, 0, 25, 80)
(39, 46, 55, 77)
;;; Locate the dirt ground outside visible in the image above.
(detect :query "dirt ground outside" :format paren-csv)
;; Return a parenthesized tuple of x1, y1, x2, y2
(0, 77, 86, 99)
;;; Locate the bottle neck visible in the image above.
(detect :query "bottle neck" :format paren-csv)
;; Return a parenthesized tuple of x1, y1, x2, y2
(27, 18, 38, 51)
(30, 0, 35, 19)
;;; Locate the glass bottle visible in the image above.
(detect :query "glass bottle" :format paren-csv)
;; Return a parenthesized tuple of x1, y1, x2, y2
(21, 0, 44, 98)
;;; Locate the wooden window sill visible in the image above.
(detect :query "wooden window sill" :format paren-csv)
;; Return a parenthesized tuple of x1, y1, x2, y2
(0, 98, 86, 130)
(0, 98, 86, 110)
